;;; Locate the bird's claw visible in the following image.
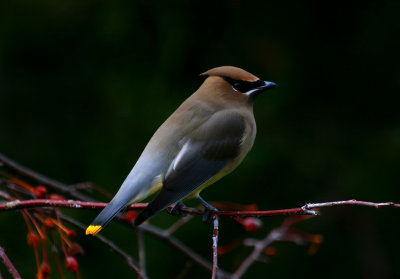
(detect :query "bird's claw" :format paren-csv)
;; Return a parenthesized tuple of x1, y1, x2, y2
(197, 195, 219, 224)
(202, 208, 218, 224)
(168, 201, 187, 217)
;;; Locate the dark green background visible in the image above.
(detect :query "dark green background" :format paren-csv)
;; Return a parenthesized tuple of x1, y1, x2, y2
(1, 0, 400, 278)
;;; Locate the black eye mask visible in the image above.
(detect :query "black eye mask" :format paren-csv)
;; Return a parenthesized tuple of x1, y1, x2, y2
(221, 76, 266, 93)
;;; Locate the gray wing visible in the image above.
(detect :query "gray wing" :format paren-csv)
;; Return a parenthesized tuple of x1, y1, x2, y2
(134, 110, 246, 225)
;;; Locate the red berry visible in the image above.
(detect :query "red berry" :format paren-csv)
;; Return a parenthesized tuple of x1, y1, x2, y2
(122, 211, 137, 223)
(27, 231, 40, 248)
(43, 218, 56, 229)
(33, 186, 47, 198)
(65, 256, 79, 273)
(241, 217, 263, 232)
(66, 230, 76, 237)
(36, 262, 50, 279)
(263, 247, 277, 256)
(247, 204, 258, 211)
(49, 194, 65, 200)
(68, 243, 85, 256)
(40, 262, 51, 276)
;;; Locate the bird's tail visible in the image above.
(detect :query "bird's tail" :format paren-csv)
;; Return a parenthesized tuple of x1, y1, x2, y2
(86, 191, 134, 236)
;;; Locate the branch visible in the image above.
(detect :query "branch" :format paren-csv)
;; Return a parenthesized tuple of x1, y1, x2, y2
(214, 200, 400, 218)
(1, 198, 399, 215)
(0, 198, 146, 211)
(211, 216, 219, 279)
(0, 246, 22, 279)
(2, 153, 399, 278)
(3, 197, 398, 278)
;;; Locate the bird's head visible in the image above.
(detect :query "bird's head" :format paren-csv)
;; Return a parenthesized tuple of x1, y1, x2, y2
(200, 66, 277, 102)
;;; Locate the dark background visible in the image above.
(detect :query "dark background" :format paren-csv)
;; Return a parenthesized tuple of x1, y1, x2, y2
(1, 0, 400, 278)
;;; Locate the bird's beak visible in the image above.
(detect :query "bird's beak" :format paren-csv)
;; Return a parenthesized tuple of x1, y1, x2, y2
(247, 80, 277, 99)
(262, 81, 278, 90)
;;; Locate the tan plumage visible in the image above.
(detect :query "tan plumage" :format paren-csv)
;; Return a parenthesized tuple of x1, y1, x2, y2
(86, 66, 276, 235)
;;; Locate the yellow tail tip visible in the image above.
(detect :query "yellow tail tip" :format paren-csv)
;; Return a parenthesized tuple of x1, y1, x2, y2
(86, 225, 102, 236)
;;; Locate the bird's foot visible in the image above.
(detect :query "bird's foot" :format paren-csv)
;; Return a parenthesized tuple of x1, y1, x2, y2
(197, 195, 219, 224)
(202, 208, 219, 224)
(168, 201, 188, 217)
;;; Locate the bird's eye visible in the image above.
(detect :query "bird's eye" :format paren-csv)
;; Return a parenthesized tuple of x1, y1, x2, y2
(222, 76, 265, 93)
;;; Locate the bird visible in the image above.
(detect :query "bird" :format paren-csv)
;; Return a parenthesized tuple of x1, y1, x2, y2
(86, 66, 277, 235)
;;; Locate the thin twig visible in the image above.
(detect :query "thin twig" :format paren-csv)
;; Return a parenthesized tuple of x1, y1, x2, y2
(211, 216, 219, 279)
(167, 214, 195, 235)
(0, 246, 22, 279)
(303, 200, 400, 210)
(136, 224, 231, 279)
(175, 261, 194, 279)
(0, 190, 13, 201)
(0, 153, 92, 201)
(59, 214, 148, 279)
(231, 222, 290, 279)
(138, 229, 147, 276)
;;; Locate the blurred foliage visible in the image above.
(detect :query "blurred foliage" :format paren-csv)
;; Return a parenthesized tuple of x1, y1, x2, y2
(1, 0, 400, 278)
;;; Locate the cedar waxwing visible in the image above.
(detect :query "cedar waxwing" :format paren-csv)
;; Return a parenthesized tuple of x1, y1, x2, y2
(86, 66, 277, 235)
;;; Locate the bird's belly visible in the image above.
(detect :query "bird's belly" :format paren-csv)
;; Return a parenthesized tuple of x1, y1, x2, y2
(185, 158, 241, 199)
